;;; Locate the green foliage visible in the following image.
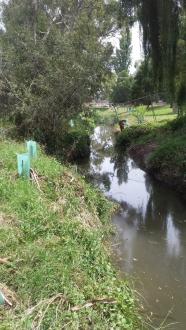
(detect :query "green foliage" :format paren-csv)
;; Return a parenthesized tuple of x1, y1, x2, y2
(148, 136, 186, 176)
(175, 16, 186, 114)
(61, 130, 91, 161)
(131, 60, 156, 102)
(132, 105, 146, 124)
(116, 113, 186, 186)
(92, 107, 118, 125)
(112, 28, 131, 73)
(166, 114, 186, 132)
(0, 0, 115, 152)
(100, 73, 117, 100)
(110, 27, 133, 104)
(116, 124, 153, 147)
(117, 113, 186, 150)
(121, 1, 184, 98)
(111, 70, 133, 103)
(0, 138, 142, 329)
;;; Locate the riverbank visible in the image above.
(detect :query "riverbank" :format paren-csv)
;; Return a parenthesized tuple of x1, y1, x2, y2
(116, 116, 186, 197)
(0, 133, 142, 328)
(78, 124, 186, 329)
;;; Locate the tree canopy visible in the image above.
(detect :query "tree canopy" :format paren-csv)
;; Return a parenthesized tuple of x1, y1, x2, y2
(0, 0, 117, 151)
(1, 0, 186, 151)
(121, 0, 186, 97)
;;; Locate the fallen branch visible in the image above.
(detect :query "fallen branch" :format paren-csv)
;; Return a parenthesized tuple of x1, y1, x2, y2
(26, 293, 65, 316)
(25, 293, 65, 330)
(70, 297, 117, 312)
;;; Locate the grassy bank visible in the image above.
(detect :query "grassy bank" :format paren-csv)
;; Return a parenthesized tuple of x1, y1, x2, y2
(116, 116, 186, 195)
(0, 135, 142, 328)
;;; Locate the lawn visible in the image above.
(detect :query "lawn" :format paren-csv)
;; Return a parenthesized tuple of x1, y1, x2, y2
(93, 104, 177, 127)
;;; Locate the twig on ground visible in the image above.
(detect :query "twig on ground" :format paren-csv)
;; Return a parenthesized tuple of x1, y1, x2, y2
(26, 293, 65, 330)
(70, 297, 117, 312)
(0, 257, 10, 264)
(30, 168, 42, 192)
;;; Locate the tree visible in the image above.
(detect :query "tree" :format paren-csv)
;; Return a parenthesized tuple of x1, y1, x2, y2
(111, 70, 133, 103)
(109, 27, 132, 104)
(120, 0, 185, 99)
(113, 28, 131, 73)
(175, 14, 186, 114)
(0, 0, 116, 152)
(131, 60, 155, 103)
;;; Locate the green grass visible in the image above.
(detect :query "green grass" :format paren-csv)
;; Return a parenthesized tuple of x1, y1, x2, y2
(92, 104, 176, 127)
(145, 105, 174, 117)
(0, 137, 143, 329)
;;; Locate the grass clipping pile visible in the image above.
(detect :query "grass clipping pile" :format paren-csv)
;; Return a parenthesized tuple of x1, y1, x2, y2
(0, 140, 142, 329)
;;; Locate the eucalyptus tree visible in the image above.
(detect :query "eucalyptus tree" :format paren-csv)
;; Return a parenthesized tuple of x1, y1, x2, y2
(0, 0, 117, 150)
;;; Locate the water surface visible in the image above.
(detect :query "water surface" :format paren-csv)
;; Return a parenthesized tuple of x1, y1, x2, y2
(78, 126, 186, 329)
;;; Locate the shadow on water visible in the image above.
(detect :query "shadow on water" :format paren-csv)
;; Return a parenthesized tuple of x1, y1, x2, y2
(78, 125, 186, 329)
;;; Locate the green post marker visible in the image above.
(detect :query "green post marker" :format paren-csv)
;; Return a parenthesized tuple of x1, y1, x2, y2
(17, 153, 30, 178)
(26, 140, 37, 158)
(0, 291, 5, 305)
(69, 119, 74, 128)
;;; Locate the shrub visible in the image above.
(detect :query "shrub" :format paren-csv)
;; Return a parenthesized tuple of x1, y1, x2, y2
(116, 125, 154, 147)
(165, 115, 186, 132)
(62, 130, 91, 161)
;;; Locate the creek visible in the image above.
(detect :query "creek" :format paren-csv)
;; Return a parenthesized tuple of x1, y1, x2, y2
(78, 125, 186, 329)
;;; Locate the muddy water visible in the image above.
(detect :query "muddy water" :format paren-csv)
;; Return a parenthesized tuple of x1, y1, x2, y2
(78, 125, 186, 329)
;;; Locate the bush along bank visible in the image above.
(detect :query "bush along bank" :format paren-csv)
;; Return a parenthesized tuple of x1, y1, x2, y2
(116, 117, 186, 197)
(15, 114, 92, 163)
(0, 138, 143, 329)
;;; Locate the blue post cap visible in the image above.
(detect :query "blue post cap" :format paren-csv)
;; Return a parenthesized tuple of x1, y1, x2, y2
(17, 153, 30, 178)
(26, 140, 37, 158)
